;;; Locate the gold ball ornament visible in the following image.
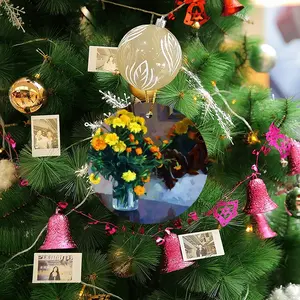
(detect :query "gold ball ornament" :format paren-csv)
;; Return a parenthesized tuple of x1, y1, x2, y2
(192, 21, 201, 29)
(9, 77, 47, 114)
(129, 85, 157, 103)
(109, 248, 134, 278)
(117, 18, 182, 91)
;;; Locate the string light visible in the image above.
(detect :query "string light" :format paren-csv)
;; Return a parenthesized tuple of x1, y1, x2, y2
(246, 225, 253, 233)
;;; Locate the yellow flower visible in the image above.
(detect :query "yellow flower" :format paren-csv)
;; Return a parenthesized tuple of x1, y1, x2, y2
(117, 109, 129, 116)
(182, 118, 194, 127)
(141, 125, 148, 134)
(122, 170, 136, 182)
(142, 175, 150, 183)
(134, 185, 145, 196)
(104, 116, 114, 125)
(112, 117, 126, 128)
(135, 116, 145, 126)
(89, 173, 101, 184)
(135, 147, 143, 155)
(163, 140, 169, 144)
(105, 133, 119, 146)
(117, 109, 134, 118)
(94, 128, 101, 136)
(174, 121, 188, 135)
(128, 122, 142, 133)
(91, 136, 107, 151)
(112, 141, 127, 153)
(120, 114, 131, 125)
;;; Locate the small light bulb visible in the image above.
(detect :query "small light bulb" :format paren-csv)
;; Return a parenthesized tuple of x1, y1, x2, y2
(246, 225, 253, 233)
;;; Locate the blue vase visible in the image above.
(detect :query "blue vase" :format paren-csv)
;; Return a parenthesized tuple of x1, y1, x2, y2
(112, 181, 139, 211)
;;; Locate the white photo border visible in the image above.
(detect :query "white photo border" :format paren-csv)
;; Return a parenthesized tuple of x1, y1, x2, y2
(88, 46, 119, 73)
(31, 114, 61, 157)
(32, 252, 82, 283)
(178, 229, 225, 262)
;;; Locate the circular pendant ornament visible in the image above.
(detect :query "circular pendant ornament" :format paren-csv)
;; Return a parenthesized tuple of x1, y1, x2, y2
(9, 77, 47, 114)
(109, 248, 134, 278)
(250, 43, 277, 73)
(117, 18, 182, 91)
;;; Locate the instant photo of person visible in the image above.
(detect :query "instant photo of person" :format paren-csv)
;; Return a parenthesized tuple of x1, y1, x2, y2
(32, 253, 82, 283)
(88, 46, 119, 73)
(31, 115, 60, 157)
(179, 230, 224, 261)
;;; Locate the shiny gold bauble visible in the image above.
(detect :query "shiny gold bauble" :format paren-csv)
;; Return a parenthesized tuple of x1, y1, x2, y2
(9, 77, 47, 114)
(109, 248, 134, 278)
(191, 21, 201, 30)
(129, 85, 156, 103)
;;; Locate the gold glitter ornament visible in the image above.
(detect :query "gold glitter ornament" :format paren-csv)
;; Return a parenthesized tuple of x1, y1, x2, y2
(9, 77, 47, 114)
(246, 131, 261, 145)
(109, 248, 134, 278)
(191, 21, 201, 29)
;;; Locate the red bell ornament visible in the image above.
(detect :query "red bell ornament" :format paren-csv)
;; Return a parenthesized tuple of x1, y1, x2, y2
(288, 140, 300, 176)
(39, 207, 77, 251)
(244, 178, 278, 215)
(169, 0, 210, 28)
(222, 0, 244, 16)
(161, 232, 194, 273)
(252, 213, 277, 239)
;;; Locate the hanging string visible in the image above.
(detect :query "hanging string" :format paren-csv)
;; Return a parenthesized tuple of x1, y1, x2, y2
(2, 187, 94, 266)
(212, 83, 253, 132)
(100, 0, 186, 18)
(150, 13, 155, 24)
(81, 281, 123, 300)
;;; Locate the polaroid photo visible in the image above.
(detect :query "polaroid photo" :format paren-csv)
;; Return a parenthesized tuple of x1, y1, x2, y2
(32, 253, 82, 283)
(31, 114, 61, 157)
(88, 46, 119, 73)
(179, 229, 225, 262)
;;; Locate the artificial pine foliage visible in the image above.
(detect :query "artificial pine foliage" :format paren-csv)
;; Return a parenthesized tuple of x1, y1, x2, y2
(0, 0, 299, 300)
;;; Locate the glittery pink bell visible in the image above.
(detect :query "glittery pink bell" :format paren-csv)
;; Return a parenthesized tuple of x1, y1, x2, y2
(289, 140, 300, 176)
(161, 232, 194, 273)
(39, 208, 77, 250)
(244, 178, 278, 215)
(253, 213, 277, 239)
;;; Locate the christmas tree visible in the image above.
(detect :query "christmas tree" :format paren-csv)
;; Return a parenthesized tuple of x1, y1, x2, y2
(0, 0, 300, 299)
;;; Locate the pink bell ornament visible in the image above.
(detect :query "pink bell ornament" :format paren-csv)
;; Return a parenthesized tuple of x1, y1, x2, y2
(288, 140, 300, 176)
(161, 232, 194, 273)
(252, 213, 277, 239)
(244, 178, 278, 215)
(39, 204, 77, 251)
